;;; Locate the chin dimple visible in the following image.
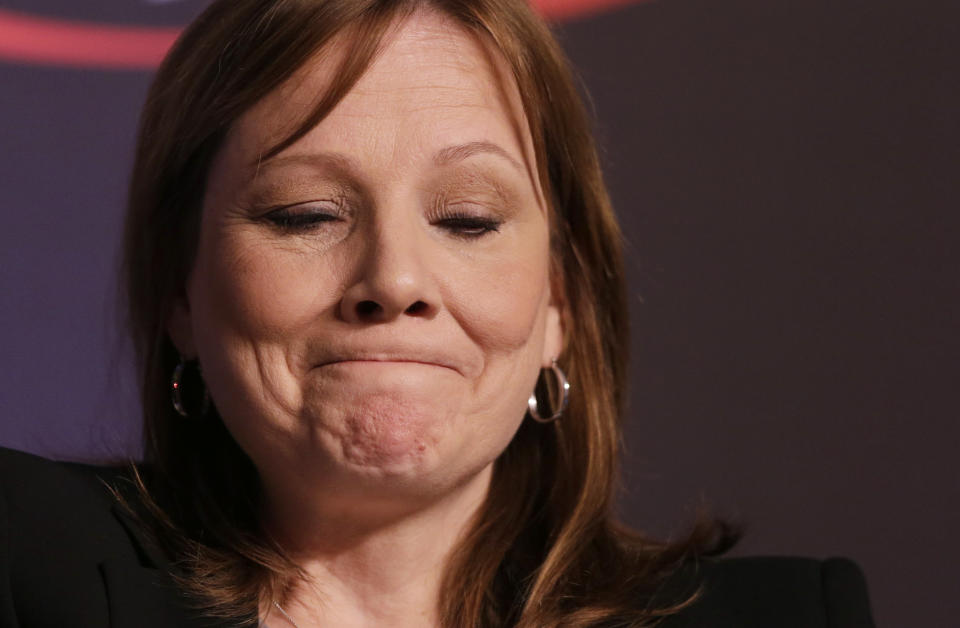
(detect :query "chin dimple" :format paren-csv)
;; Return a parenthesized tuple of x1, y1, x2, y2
(340, 397, 436, 467)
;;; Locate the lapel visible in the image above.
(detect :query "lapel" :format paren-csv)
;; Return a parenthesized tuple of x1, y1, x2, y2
(100, 558, 215, 628)
(103, 503, 242, 628)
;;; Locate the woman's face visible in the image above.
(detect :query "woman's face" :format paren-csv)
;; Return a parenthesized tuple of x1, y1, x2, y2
(169, 11, 563, 509)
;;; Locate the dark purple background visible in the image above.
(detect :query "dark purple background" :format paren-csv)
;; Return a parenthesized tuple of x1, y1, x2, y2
(2, 1, 958, 626)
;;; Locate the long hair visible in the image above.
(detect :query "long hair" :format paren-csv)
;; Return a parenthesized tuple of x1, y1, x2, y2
(122, 0, 735, 625)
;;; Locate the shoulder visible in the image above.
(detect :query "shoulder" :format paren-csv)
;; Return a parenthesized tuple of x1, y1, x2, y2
(659, 555, 876, 628)
(0, 447, 216, 628)
(0, 445, 127, 506)
(0, 446, 133, 555)
(0, 447, 137, 623)
(0, 445, 129, 535)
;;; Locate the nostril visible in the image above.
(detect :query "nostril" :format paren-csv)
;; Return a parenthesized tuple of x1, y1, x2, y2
(405, 300, 429, 315)
(356, 300, 382, 317)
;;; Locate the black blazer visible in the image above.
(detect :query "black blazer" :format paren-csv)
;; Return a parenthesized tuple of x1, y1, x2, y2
(0, 447, 875, 627)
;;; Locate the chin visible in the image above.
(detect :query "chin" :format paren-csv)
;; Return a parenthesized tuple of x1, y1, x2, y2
(322, 393, 453, 476)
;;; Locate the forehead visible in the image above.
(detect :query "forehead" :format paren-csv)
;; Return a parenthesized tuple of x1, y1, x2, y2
(219, 9, 537, 183)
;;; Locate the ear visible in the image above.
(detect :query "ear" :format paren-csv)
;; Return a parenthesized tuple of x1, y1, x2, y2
(166, 296, 197, 359)
(542, 303, 564, 367)
(541, 263, 567, 365)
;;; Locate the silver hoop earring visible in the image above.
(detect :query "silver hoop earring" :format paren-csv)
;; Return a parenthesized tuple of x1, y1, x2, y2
(171, 358, 210, 418)
(528, 360, 570, 423)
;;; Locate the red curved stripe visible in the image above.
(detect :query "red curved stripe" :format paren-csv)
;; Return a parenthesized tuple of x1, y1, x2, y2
(0, 1, 641, 70)
(534, 0, 642, 20)
(0, 8, 180, 69)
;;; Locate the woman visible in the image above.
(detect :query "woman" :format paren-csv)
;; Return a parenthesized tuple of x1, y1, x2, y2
(0, 0, 874, 626)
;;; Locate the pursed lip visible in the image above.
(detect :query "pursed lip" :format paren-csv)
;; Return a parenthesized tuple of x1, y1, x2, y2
(315, 352, 463, 375)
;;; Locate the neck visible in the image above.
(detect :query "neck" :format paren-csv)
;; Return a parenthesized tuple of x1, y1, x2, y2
(261, 465, 492, 628)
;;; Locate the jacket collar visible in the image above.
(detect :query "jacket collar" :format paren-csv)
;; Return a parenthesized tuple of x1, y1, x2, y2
(105, 502, 245, 628)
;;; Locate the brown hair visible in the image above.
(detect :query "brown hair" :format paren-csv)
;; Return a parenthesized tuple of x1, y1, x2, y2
(123, 0, 735, 625)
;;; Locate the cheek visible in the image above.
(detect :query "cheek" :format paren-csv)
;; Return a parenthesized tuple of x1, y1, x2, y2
(192, 234, 339, 340)
(441, 236, 552, 431)
(446, 245, 552, 353)
(185, 229, 345, 422)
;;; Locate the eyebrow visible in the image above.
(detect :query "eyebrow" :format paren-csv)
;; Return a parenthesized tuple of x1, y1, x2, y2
(247, 151, 355, 180)
(432, 141, 526, 174)
(248, 140, 526, 178)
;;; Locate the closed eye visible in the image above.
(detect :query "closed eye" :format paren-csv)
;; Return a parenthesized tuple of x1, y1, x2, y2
(433, 214, 502, 239)
(264, 206, 342, 232)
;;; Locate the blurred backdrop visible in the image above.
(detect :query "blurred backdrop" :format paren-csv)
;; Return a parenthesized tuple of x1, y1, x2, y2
(1, 1, 957, 626)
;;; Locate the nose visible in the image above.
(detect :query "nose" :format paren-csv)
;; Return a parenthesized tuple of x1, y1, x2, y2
(338, 220, 439, 324)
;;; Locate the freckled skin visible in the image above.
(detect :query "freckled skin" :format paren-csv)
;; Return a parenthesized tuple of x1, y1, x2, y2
(168, 11, 565, 513)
